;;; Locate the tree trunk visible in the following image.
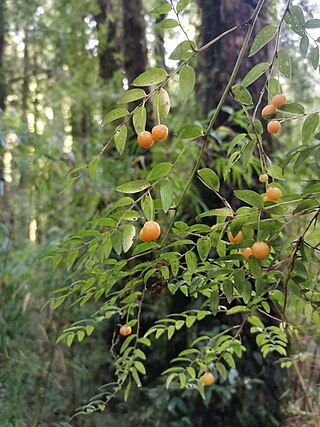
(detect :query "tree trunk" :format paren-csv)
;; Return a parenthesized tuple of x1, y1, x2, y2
(95, 0, 121, 83)
(122, 0, 148, 86)
(196, 0, 272, 118)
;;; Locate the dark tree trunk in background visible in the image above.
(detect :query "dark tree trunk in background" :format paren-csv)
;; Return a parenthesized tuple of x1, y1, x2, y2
(153, 16, 166, 68)
(0, 0, 6, 111)
(96, 0, 121, 82)
(196, 0, 272, 119)
(122, 0, 148, 86)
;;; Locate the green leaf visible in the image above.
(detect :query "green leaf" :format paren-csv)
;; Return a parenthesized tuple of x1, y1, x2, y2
(160, 178, 173, 213)
(156, 18, 179, 29)
(141, 194, 154, 221)
(234, 269, 245, 294)
(146, 162, 172, 181)
(179, 65, 195, 102)
(131, 368, 142, 387)
(177, 0, 191, 13)
(300, 35, 309, 58)
(267, 78, 281, 100)
(151, 3, 172, 15)
(67, 163, 87, 176)
(227, 133, 247, 154)
(284, 9, 305, 36)
(241, 62, 270, 87)
(111, 230, 122, 255)
(67, 334, 75, 347)
(310, 47, 319, 70)
(294, 147, 314, 172)
(198, 207, 232, 218)
(216, 362, 227, 380)
(302, 113, 319, 144)
(234, 190, 263, 207)
(223, 280, 233, 304)
(293, 199, 318, 214)
(185, 251, 197, 274)
(197, 238, 211, 262)
(122, 224, 136, 253)
(67, 249, 78, 271)
(242, 140, 255, 170)
(118, 89, 146, 104)
(227, 306, 248, 315)
(88, 159, 99, 181)
(176, 124, 203, 138)
(124, 381, 131, 402)
(197, 168, 220, 191)
(114, 125, 127, 155)
(242, 281, 252, 304)
(135, 361, 146, 375)
(232, 84, 253, 105)
(60, 177, 77, 194)
(116, 180, 150, 193)
(169, 40, 196, 60)
(132, 68, 167, 86)
(210, 291, 219, 316)
(279, 103, 305, 114)
(133, 242, 159, 255)
(249, 24, 278, 57)
(305, 19, 320, 28)
(157, 88, 170, 119)
(133, 106, 147, 134)
(289, 6, 305, 25)
(276, 49, 292, 78)
(102, 108, 129, 125)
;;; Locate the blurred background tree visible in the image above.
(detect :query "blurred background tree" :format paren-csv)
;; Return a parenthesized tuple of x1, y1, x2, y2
(0, 0, 319, 426)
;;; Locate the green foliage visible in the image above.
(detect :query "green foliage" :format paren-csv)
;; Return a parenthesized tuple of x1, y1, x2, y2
(1, 0, 320, 425)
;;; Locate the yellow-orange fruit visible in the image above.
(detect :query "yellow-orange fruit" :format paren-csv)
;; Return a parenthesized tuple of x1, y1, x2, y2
(202, 372, 215, 386)
(120, 325, 132, 336)
(152, 124, 168, 142)
(272, 94, 287, 108)
(261, 104, 277, 118)
(139, 227, 147, 241)
(239, 247, 253, 261)
(137, 131, 154, 148)
(228, 231, 243, 244)
(267, 120, 281, 134)
(266, 187, 282, 201)
(252, 242, 270, 259)
(140, 221, 161, 242)
(259, 174, 269, 183)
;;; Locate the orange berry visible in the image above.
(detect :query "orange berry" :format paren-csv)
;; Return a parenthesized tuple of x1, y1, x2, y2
(239, 247, 252, 261)
(139, 227, 147, 241)
(120, 325, 132, 336)
(272, 94, 287, 108)
(140, 221, 161, 242)
(252, 242, 270, 259)
(266, 187, 282, 201)
(228, 231, 243, 244)
(202, 372, 215, 386)
(261, 104, 277, 119)
(152, 124, 168, 142)
(259, 174, 269, 183)
(267, 120, 281, 134)
(137, 131, 154, 148)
